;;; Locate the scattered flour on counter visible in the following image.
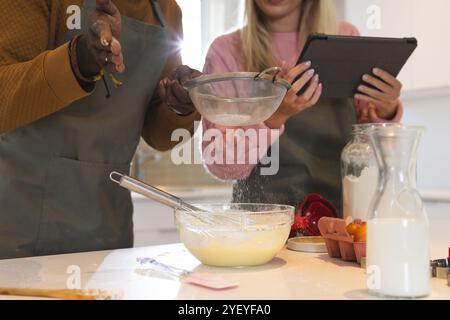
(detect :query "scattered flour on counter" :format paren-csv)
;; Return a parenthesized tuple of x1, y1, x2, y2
(343, 166, 379, 221)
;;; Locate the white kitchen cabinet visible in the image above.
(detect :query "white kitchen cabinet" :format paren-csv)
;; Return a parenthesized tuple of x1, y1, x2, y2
(200, 0, 244, 52)
(402, 88, 450, 192)
(177, 0, 245, 70)
(339, 0, 450, 91)
(132, 197, 179, 247)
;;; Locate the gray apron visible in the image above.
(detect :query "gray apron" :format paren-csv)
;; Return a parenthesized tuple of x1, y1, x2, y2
(0, 0, 168, 259)
(233, 98, 356, 214)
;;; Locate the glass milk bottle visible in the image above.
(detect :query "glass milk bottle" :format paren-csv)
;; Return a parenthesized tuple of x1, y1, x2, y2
(366, 125, 429, 298)
(341, 124, 379, 221)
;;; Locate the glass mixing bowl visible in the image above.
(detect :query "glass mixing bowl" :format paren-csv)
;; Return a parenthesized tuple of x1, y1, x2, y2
(174, 203, 295, 267)
(184, 68, 291, 127)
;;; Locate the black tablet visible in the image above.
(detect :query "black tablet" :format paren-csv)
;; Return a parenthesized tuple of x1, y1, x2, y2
(295, 34, 418, 98)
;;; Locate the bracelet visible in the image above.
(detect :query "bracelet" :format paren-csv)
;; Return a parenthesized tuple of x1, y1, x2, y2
(69, 35, 103, 83)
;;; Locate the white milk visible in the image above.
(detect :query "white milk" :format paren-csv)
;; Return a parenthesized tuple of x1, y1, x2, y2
(342, 166, 378, 221)
(367, 218, 430, 298)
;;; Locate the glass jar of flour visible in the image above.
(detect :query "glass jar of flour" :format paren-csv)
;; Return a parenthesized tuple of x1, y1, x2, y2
(341, 124, 397, 221)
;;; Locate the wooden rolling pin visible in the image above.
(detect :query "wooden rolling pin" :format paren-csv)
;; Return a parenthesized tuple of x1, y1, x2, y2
(0, 288, 115, 300)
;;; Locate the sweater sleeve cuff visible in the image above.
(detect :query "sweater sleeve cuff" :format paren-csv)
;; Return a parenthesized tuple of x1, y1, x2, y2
(43, 42, 91, 105)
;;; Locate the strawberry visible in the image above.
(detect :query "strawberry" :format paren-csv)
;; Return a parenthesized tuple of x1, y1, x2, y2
(290, 193, 338, 237)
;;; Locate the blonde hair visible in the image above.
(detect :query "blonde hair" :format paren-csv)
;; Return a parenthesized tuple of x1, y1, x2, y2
(242, 0, 338, 71)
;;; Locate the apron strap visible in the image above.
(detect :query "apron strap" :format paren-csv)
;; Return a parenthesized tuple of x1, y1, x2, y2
(150, 0, 167, 28)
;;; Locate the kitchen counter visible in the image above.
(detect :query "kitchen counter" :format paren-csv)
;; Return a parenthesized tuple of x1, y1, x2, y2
(0, 244, 448, 300)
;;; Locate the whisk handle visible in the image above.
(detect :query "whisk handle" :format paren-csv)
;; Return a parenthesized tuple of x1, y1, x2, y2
(110, 172, 182, 209)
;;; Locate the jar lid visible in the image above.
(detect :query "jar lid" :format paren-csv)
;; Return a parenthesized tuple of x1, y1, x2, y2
(287, 236, 327, 253)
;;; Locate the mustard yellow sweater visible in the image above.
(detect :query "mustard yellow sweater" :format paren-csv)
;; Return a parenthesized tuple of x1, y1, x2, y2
(0, 0, 200, 151)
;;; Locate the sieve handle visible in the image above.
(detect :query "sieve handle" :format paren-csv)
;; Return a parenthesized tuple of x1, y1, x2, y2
(254, 67, 281, 82)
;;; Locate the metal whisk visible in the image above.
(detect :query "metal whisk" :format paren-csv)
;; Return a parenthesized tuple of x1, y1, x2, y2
(109, 172, 238, 226)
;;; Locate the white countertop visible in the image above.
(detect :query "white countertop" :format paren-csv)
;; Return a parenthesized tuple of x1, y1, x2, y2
(0, 243, 448, 300)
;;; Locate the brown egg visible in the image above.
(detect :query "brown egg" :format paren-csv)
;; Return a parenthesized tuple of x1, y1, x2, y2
(346, 223, 360, 236)
(354, 223, 367, 242)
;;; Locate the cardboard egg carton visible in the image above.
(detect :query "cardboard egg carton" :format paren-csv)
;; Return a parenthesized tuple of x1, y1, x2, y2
(318, 217, 366, 264)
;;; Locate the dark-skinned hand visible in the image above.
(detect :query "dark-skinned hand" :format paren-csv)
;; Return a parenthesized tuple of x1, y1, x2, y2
(76, 0, 125, 79)
(158, 65, 203, 115)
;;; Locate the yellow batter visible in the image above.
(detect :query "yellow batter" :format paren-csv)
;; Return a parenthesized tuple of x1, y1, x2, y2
(178, 224, 291, 267)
